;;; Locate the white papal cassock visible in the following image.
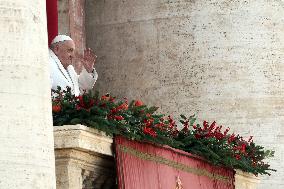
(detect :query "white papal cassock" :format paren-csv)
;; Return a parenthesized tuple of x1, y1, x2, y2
(49, 49, 98, 96)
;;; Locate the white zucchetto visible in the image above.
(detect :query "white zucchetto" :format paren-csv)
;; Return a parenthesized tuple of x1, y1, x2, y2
(51, 35, 73, 45)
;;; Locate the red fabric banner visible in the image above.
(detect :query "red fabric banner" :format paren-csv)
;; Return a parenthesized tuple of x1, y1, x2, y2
(115, 136, 235, 189)
(46, 0, 58, 45)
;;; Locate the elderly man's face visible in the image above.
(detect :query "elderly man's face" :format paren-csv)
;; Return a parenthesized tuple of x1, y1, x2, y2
(53, 40, 75, 69)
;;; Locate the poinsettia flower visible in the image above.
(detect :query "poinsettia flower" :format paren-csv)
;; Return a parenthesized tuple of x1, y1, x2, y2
(228, 134, 236, 143)
(235, 154, 241, 160)
(114, 115, 124, 121)
(181, 120, 189, 133)
(143, 127, 157, 137)
(51, 87, 275, 175)
(167, 115, 176, 129)
(146, 113, 151, 117)
(194, 134, 201, 139)
(203, 121, 209, 129)
(134, 100, 143, 106)
(117, 102, 128, 110)
(209, 121, 216, 130)
(109, 97, 115, 103)
(240, 143, 247, 154)
(101, 94, 115, 102)
(224, 128, 230, 136)
(144, 118, 154, 127)
(101, 95, 110, 101)
(76, 95, 94, 111)
(155, 122, 165, 128)
(52, 105, 61, 113)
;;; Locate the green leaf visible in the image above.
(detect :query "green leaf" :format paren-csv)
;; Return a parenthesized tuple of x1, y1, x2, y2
(70, 118, 81, 124)
(190, 118, 196, 126)
(180, 114, 187, 120)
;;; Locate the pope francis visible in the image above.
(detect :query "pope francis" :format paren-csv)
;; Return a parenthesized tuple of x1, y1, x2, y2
(49, 35, 98, 96)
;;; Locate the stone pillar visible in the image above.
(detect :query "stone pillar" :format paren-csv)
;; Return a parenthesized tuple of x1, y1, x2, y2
(58, 0, 86, 72)
(54, 125, 116, 189)
(0, 0, 56, 188)
(86, 1, 284, 188)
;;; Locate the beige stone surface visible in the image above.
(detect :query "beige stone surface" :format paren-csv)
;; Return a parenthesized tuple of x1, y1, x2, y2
(54, 124, 113, 156)
(58, 0, 86, 73)
(235, 170, 260, 189)
(86, 1, 284, 188)
(0, 0, 56, 188)
(58, 0, 70, 35)
(54, 125, 115, 189)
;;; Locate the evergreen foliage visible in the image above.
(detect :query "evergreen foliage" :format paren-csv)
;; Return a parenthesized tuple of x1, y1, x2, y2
(52, 87, 276, 175)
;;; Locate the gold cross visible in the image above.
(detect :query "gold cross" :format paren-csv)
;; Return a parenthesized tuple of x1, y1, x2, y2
(175, 176, 183, 189)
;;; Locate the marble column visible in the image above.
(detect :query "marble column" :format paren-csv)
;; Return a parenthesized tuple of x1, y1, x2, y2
(0, 0, 56, 188)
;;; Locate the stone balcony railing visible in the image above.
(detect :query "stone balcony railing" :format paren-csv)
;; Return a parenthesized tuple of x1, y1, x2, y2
(54, 125, 260, 189)
(54, 125, 116, 189)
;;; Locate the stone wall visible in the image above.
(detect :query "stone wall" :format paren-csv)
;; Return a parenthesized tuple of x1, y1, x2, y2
(0, 0, 56, 188)
(85, 1, 284, 188)
(58, 0, 86, 72)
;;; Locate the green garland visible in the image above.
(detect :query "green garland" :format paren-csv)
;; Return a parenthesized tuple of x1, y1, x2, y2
(52, 87, 276, 176)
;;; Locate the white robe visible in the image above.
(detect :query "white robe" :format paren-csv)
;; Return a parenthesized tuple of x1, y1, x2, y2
(49, 49, 98, 96)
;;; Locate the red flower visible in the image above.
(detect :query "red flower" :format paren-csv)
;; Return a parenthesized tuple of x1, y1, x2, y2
(155, 122, 165, 128)
(235, 154, 241, 160)
(101, 95, 110, 101)
(117, 102, 128, 110)
(111, 108, 118, 114)
(110, 102, 128, 115)
(181, 120, 189, 133)
(101, 94, 115, 102)
(100, 103, 107, 108)
(171, 129, 179, 137)
(144, 118, 154, 127)
(240, 143, 246, 154)
(107, 114, 114, 120)
(167, 115, 176, 129)
(203, 121, 209, 129)
(194, 134, 201, 139)
(52, 105, 61, 113)
(228, 134, 236, 143)
(214, 132, 224, 140)
(134, 100, 143, 106)
(209, 121, 216, 131)
(143, 127, 157, 137)
(224, 128, 230, 136)
(76, 95, 95, 111)
(114, 115, 124, 121)
(109, 97, 115, 103)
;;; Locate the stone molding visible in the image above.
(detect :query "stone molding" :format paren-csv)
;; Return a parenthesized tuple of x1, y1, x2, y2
(54, 124, 113, 156)
(235, 170, 260, 189)
(54, 125, 115, 189)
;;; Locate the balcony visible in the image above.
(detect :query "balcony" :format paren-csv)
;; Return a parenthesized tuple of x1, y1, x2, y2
(54, 125, 260, 189)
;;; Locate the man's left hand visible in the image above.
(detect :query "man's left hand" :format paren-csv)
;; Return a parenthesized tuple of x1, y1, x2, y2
(82, 48, 97, 73)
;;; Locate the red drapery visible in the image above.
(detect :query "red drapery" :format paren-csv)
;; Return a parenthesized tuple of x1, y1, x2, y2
(115, 136, 235, 189)
(46, 0, 58, 45)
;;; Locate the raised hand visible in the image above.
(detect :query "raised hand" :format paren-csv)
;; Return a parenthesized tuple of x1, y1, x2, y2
(82, 48, 97, 73)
